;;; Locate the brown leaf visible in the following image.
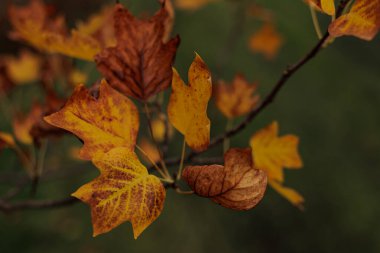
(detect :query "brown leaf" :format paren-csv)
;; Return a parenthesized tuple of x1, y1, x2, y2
(182, 148, 267, 210)
(95, 3, 180, 101)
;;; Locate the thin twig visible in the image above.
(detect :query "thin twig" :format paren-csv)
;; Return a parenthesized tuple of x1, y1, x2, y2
(0, 197, 78, 213)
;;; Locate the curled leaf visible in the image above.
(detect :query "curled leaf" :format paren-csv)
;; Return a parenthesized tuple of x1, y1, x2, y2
(215, 74, 260, 119)
(329, 0, 380, 41)
(183, 148, 267, 211)
(168, 54, 211, 152)
(249, 23, 283, 60)
(306, 0, 335, 15)
(95, 2, 180, 100)
(72, 147, 166, 238)
(44, 80, 139, 160)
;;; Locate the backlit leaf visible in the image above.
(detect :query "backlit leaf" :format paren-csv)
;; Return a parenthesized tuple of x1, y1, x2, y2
(13, 103, 43, 145)
(95, 2, 180, 101)
(183, 148, 267, 210)
(215, 74, 260, 119)
(4, 50, 41, 84)
(44, 80, 139, 160)
(168, 54, 211, 152)
(329, 0, 380, 41)
(269, 180, 304, 210)
(72, 147, 166, 238)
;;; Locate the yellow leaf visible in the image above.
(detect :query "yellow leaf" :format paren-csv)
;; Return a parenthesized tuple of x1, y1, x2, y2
(269, 180, 304, 210)
(151, 116, 172, 142)
(174, 0, 219, 10)
(329, 0, 380, 41)
(249, 23, 283, 60)
(9, 0, 103, 61)
(139, 138, 161, 165)
(306, 0, 335, 15)
(0, 132, 16, 149)
(168, 54, 212, 152)
(69, 69, 88, 86)
(249, 121, 303, 182)
(44, 79, 139, 160)
(72, 147, 166, 238)
(4, 50, 41, 84)
(215, 74, 260, 119)
(13, 103, 43, 145)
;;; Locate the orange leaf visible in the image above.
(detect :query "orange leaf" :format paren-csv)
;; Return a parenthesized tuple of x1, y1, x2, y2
(329, 0, 380, 41)
(249, 23, 283, 60)
(168, 54, 211, 152)
(72, 147, 165, 238)
(215, 74, 260, 119)
(95, 2, 180, 101)
(269, 180, 304, 210)
(44, 80, 139, 160)
(306, 0, 335, 15)
(182, 148, 267, 210)
(249, 121, 303, 183)
(139, 138, 161, 165)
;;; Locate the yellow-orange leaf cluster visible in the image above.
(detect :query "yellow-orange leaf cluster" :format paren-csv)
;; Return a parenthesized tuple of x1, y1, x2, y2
(183, 148, 267, 210)
(250, 122, 304, 208)
(45, 80, 139, 160)
(306, 0, 335, 15)
(215, 74, 260, 119)
(249, 23, 283, 60)
(9, 0, 115, 61)
(329, 0, 380, 41)
(168, 54, 212, 152)
(72, 147, 165, 239)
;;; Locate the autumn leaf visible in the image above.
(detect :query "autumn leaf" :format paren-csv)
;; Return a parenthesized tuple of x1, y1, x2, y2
(44, 79, 139, 160)
(69, 69, 88, 86)
(182, 148, 267, 210)
(8, 0, 104, 61)
(250, 121, 303, 208)
(329, 0, 380, 41)
(95, 2, 180, 101)
(215, 74, 260, 119)
(0, 132, 16, 150)
(249, 23, 283, 60)
(175, 0, 219, 10)
(4, 50, 41, 84)
(168, 54, 211, 152)
(249, 121, 302, 182)
(305, 0, 335, 15)
(72, 147, 166, 238)
(13, 103, 43, 145)
(0, 62, 14, 94)
(139, 138, 161, 165)
(269, 180, 304, 209)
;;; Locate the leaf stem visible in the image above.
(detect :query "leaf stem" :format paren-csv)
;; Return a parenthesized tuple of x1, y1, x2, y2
(143, 103, 172, 179)
(309, 5, 323, 39)
(176, 138, 186, 181)
(136, 144, 169, 180)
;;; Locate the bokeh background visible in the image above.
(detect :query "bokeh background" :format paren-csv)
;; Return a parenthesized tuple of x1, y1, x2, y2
(1, 0, 380, 252)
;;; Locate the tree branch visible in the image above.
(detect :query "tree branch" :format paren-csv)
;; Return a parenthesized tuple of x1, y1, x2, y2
(0, 197, 78, 213)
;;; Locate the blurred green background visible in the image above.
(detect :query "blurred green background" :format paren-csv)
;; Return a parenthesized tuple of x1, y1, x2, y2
(1, 0, 380, 252)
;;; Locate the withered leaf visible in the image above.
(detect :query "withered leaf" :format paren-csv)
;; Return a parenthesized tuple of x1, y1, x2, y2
(183, 148, 267, 211)
(95, 2, 180, 101)
(44, 79, 139, 160)
(73, 147, 166, 238)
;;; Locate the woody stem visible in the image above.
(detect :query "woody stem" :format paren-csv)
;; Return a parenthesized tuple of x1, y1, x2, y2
(176, 138, 186, 181)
